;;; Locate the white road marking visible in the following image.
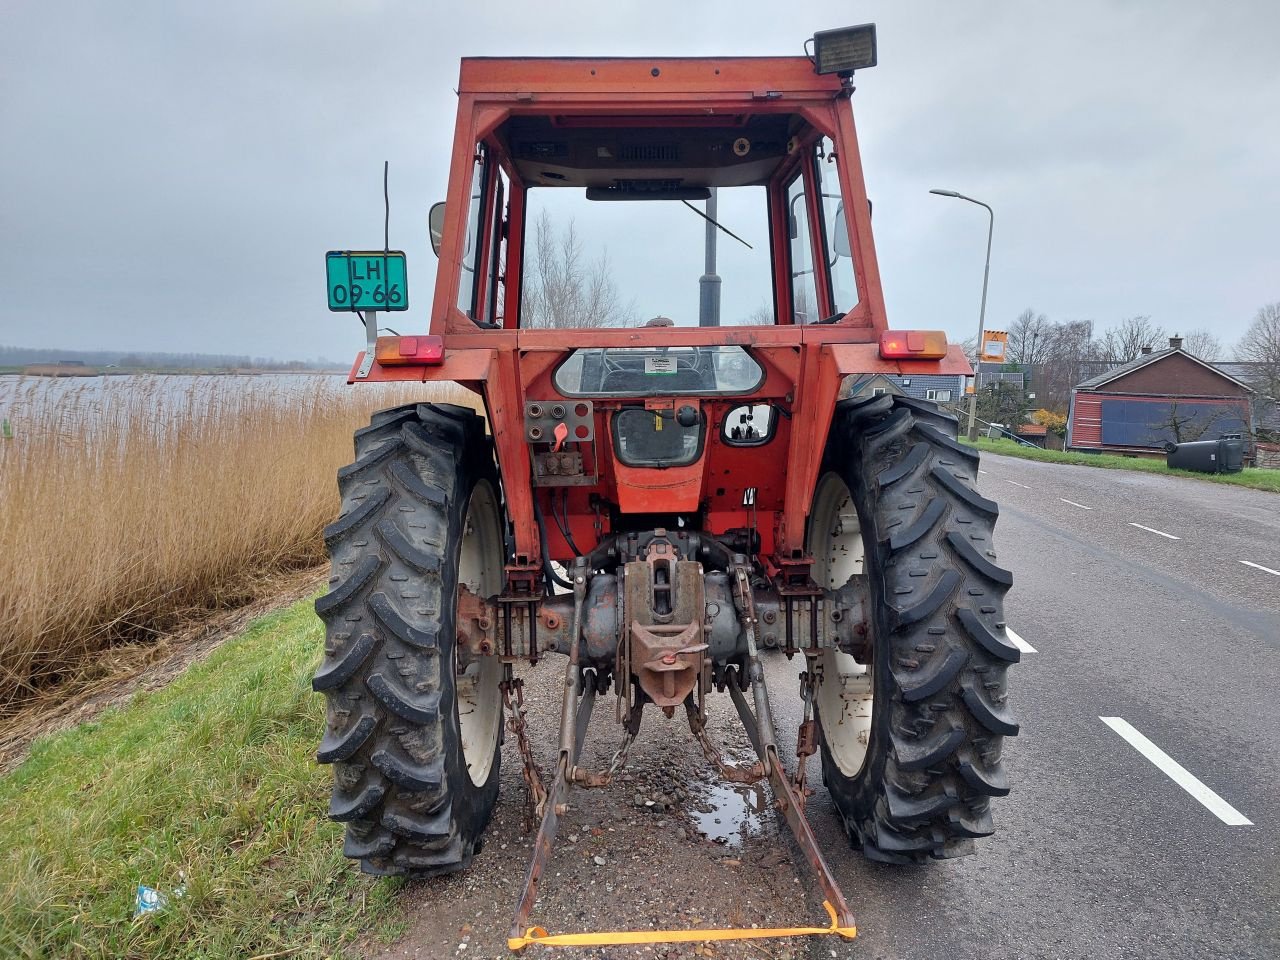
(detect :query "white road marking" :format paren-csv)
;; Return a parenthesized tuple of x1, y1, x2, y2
(1099, 717, 1252, 826)
(1128, 522, 1181, 540)
(978, 469, 989, 474)
(1005, 627, 1036, 654)
(1059, 498, 1093, 510)
(1001, 478, 1031, 488)
(1239, 560, 1280, 577)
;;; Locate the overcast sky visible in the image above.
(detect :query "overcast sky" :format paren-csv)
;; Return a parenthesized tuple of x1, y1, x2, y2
(2, 1, 1277, 362)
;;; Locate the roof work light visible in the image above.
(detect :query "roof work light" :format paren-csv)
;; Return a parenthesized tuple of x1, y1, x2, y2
(810, 24, 878, 75)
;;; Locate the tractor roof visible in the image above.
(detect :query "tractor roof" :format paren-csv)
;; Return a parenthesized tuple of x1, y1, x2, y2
(459, 58, 847, 192)
(457, 56, 845, 98)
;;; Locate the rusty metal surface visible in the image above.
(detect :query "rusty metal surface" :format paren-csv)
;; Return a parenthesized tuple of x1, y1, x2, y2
(622, 538, 708, 709)
(791, 665, 820, 804)
(571, 701, 642, 789)
(580, 575, 619, 667)
(507, 756, 570, 946)
(684, 697, 765, 785)
(532, 450, 594, 486)
(766, 746, 857, 932)
(631, 622, 704, 708)
(724, 559, 858, 931)
(501, 675, 547, 830)
(456, 585, 498, 658)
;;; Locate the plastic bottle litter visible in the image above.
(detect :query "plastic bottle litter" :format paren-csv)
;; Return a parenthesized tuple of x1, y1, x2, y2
(133, 874, 186, 918)
(134, 885, 167, 917)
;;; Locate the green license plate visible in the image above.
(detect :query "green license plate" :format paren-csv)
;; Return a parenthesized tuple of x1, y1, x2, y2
(326, 250, 408, 311)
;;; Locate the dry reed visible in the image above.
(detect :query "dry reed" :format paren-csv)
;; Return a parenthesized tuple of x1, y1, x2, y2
(0, 374, 472, 712)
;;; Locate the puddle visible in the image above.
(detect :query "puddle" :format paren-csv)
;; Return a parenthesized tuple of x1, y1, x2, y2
(691, 781, 768, 848)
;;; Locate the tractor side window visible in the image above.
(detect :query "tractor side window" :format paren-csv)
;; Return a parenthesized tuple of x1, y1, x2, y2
(457, 145, 490, 319)
(815, 137, 857, 316)
(486, 168, 509, 326)
(786, 172, 819, 325)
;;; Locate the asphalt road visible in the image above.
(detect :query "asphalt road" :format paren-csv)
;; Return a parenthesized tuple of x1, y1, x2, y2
(781, 453, 1280, 960)
(375, 455, 1279, 960)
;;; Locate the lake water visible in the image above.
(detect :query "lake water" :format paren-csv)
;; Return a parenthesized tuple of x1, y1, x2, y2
(0, 374, 429, 445)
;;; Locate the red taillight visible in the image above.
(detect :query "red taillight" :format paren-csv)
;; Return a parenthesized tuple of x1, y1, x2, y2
(375, 335, 444, 366)
(878, 330, 948, 360)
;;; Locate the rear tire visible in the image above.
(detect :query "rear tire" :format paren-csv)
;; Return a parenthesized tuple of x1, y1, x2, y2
(314, 402, 504, 876)
(810, 394, 1018, 863)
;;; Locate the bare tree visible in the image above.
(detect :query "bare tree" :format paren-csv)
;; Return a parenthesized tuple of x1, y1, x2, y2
(1007, 308, 1053, 365)
(1181, 329, 1223, 360)
(1037, 319, 1099, 413)
(740, 303, 774, 325)
(522, 212, 637, 328)
(1234, 302, 1280, 401)
(1097, 315, 1166, 362)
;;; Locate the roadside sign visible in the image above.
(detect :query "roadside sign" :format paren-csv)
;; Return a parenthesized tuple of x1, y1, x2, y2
(981, 329, 1008, 361)
(326, 250, 408, 312)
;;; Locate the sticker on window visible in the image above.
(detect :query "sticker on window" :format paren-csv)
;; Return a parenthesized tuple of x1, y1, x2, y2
(644, 356, 677, 375)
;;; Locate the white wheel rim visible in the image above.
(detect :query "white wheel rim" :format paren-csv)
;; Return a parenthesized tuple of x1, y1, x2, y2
(808, 472, 874, 778)
(456, 479, 503, 786)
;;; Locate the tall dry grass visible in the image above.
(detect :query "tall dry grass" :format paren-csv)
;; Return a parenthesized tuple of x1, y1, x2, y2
(0, 375, 473, 711)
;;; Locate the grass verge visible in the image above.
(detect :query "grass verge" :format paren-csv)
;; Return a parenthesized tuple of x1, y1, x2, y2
(0, 597, 402, 960)
(967, 436, 1280, 493)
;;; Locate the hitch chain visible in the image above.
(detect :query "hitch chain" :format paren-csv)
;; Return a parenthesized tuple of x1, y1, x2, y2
(684, 700, 765, 785)
(792, 668, 820, 804)
(501, 675, 547, 830)
(572, 726, 638, 788)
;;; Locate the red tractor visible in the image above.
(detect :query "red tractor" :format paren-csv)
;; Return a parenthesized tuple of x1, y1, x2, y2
(316, 24, 1017, 950)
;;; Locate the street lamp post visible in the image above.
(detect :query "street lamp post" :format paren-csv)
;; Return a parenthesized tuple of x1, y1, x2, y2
(930, 189, 993, 441)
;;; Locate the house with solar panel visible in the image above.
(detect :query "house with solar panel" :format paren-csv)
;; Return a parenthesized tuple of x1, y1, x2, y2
(1066, 336, 1254, 455)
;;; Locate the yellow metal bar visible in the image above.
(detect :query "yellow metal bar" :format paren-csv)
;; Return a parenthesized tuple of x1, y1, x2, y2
(508, 900, 856, 951)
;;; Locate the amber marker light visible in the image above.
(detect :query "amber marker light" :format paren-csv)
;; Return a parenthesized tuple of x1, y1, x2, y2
(374, 335, 445, 365)
(878, 330, 949, 360)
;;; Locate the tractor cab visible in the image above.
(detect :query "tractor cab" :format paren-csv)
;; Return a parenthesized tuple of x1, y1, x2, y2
(423, 51, 877, 337)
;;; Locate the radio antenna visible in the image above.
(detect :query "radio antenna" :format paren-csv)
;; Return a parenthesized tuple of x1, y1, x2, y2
(383, 160, 391, 254)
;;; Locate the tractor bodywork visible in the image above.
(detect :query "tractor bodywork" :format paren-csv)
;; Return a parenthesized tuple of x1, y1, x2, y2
(356, 54, 968, 581)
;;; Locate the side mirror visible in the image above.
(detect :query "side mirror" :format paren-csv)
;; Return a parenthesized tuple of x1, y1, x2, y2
(428, 201, 446, 257)
(832, 202, 851, 258)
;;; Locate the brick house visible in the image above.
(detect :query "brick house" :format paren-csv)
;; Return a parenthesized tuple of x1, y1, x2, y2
(1067, 336, 1253, 454)
(841, 372, 966, 404)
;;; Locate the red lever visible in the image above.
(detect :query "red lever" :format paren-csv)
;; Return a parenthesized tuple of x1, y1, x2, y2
(552, 421, 569, 452)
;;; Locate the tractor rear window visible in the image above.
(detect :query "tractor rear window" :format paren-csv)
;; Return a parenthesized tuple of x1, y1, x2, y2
(553, 346, 763, 397)
(612, 408, 704, 467)
(521, 183, 774, 328)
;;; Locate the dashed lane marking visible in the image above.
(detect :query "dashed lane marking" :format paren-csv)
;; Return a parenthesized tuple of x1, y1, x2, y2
(1100, 717, 1252, 826)
(1239, 560, 1280, 577)
(978, 469, 989, 474)
(1001, 478, 1031, 488)
(1128, 522, 1181, 540)
(1059, 498, 1093, 510)
(1005, 627, 1036, 654)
